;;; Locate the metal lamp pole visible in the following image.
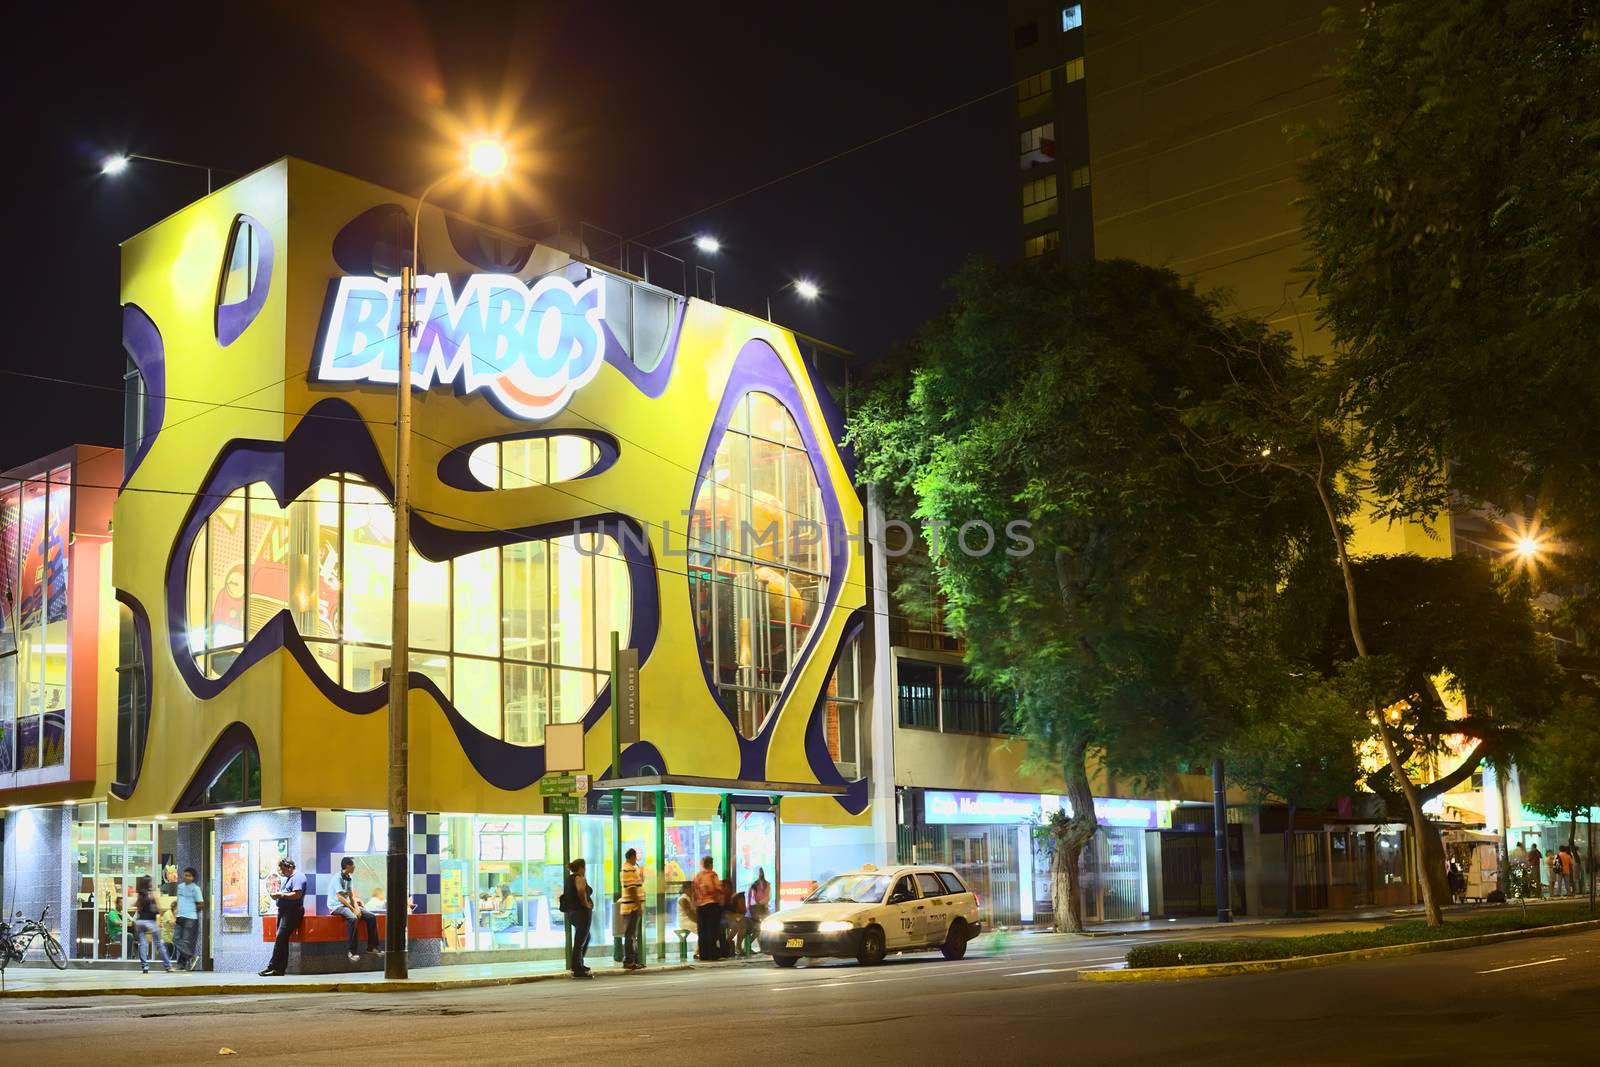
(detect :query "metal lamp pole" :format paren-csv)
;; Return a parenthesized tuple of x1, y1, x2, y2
(386, 171, 454, 980)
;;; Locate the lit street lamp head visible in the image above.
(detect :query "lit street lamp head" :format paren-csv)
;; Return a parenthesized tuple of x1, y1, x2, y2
(1516, 536, 1540, 560)
(100, 154, 130, 176)
(795, 279, 820, 300)
(466, 138, 509, 179)
(694, 235, 720, 254)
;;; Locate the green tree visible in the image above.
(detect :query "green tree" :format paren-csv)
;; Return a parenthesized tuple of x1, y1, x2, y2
(847, 258, 1323, 931)
(1178, 341, 1560, 923)
(1301, 0, 1600, 534)
(1522, 690, 1600, 909)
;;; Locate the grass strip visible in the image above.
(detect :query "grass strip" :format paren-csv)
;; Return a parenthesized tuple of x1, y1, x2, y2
(1125, 902, 1597, 968)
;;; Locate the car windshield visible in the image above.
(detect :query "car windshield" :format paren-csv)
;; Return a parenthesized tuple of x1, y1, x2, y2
(805, 874, 892, 904)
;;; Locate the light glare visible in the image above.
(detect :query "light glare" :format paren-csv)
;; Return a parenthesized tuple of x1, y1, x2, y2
(1516, 536, 1539, 559)
(694, 235, 721, 254)
(466, 138, 509, 179)
(795, 279, 820, 300)
(101, 155, 129, 176)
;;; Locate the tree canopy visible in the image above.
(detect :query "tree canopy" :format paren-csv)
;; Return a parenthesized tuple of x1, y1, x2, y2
(1301, 0, 1600, 532)
(847, 256, 1326, 927)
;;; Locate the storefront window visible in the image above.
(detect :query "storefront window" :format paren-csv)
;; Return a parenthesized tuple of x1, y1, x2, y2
(71, 804, 176, 960)
(184, 473, 627, 744)
(690, 392, 829, 739)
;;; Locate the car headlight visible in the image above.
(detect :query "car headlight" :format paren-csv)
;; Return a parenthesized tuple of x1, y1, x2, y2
(818, 920, 853, 933)
(760, 916, 784, 933)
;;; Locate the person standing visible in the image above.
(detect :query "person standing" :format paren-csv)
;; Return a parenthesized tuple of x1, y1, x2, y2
(259, 857, 306, 977)
(133, 876, 173, 974)
(692, 856, 724, 961)
(1528, 843, 1543, 897)
(1571, 841, 1585, 895)
(620, 848, 646, 971)
(561, 858, 594, 978)
(173, 867, 204, 971)
(748, 867, 772, 927)
(330, 857, 383, 963)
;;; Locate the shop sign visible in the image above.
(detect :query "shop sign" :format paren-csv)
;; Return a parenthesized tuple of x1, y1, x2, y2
(925, 791, 1043, 825)
(539, 775, 577, 796)
(315, 272, 606, 420)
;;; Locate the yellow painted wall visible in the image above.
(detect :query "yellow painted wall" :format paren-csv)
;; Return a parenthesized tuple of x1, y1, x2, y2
(112, 159, 866, 827)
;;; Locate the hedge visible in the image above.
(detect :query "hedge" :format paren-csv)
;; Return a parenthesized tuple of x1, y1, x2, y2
(1124, 902, 1596, 968)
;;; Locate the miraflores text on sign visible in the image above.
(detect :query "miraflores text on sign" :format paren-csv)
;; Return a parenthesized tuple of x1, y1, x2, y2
(315, 272, 606, 419)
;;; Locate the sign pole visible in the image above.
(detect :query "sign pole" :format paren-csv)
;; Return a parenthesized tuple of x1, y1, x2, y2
(562, 810, 572, 964)
(655, 792, 666, 963)
(611, 630, 623, 963)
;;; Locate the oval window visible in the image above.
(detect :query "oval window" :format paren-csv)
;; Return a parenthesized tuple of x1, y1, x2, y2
(688, 391, 828, 739)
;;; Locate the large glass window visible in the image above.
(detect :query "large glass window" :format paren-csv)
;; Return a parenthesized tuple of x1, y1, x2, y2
(183, 473, 628, 745)
(71, 805, 176, 961)
(115, 603, 147, 787)
(3, 468, 70, 773)
(1020, 122, 1056, 170)
(689, 392, 829, 739)
(897, 661, 938, 729)
(122, 358, 147, 479)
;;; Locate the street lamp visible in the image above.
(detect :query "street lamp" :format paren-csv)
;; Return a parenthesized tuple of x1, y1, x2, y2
(100, 152, 227, 193)
(385, 136, 511, 981)
(767, 277, 820, 321)
(656, 233, 720, 255)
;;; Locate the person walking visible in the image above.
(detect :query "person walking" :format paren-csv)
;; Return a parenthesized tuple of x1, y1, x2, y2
(133, 876, 173, 974)
(561, 858, 594, 978)
(620, 848, 646, 971)
(259, 857, 307, 976)
(330, 856, 383, 963)
(1556, 847, 1572, 897)
(692, 856, 723, 961)
(173, 866, 204, 971)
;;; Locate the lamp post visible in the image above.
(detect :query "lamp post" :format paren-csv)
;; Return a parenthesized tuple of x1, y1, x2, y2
(386, 137, 509, 980)
(101, 152, 229, 193)
(766, 278, 819, 322)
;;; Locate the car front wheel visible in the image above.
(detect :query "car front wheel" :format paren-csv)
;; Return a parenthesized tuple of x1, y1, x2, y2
(940, 920, 969, 960)
(857, 927, 886, 966)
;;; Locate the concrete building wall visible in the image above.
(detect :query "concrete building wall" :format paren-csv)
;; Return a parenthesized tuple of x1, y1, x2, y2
(1, 806, 72, 949)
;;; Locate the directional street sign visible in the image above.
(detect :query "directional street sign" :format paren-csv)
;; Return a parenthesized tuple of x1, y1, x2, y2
(616, 648, 641, 744)
(539, 775, 577, 796)
(544, 794, 585, 815)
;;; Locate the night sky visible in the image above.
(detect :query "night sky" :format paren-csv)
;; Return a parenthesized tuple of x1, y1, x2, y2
(0, 1, 1012, 467)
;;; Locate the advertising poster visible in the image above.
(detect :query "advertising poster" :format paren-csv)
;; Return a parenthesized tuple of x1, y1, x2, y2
(0, 486, 17, 653)
(735, 810, 777, 896)
(257, 838, 289, 914)
(45, 476, 68, 624)
(16, 484, 45, 631)
(220, 842, 248, 916)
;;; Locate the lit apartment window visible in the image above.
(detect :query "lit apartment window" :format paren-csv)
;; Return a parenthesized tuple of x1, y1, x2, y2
(1062, 4, 1083, 32)
(1070, 164, 1091, 190)
(1016, 70, 1053, 119)
(1022, 174, 1059, 224)
(1065, 57, 1085, 83)
(1019, 122, 1057, 170)
(1024, 231, 1061, 259)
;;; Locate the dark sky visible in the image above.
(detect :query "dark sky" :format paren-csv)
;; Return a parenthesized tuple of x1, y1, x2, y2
(0, 1, 1012, 467)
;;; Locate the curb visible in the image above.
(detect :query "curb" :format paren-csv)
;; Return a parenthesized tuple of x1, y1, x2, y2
(1078, 918, 1600, 982)
(0, 962, 700, 1000)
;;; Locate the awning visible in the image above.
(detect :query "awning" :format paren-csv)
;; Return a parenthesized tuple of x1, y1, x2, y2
(592, 773, 847, 798)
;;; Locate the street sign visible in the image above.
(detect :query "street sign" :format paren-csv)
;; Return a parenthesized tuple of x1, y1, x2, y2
(544, 794, 586, 815)
(545, 721, 584, 772)
(616, 647, 641, 744)
(575, 774, 590, 795)
(539, 775, 577, 796)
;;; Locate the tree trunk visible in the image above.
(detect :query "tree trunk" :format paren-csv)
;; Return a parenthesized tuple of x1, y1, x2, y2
(1312, 467, 1446, 925)
(1283, 799, 1297, 915)
(1051, 737, 1099, 933)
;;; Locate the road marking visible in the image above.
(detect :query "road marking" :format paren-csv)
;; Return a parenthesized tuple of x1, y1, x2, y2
(1477, 957, 1567, 974)
(1006, 968, 1071, 976)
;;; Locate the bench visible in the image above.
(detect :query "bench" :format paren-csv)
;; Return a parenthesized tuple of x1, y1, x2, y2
(262, 913, 443, 974)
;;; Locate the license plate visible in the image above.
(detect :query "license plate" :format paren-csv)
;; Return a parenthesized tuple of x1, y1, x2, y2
(785, 937, 804, 948)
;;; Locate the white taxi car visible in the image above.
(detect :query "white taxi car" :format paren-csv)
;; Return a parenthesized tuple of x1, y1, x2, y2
(757, 864, 982, 967)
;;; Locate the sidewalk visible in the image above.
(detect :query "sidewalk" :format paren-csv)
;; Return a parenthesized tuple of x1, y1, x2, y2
(0, 952, 761, 1000)
(1070, 894, 1586, 937)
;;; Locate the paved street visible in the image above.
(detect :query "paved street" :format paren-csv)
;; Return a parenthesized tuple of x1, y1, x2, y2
(4, 927, 1597, 1065)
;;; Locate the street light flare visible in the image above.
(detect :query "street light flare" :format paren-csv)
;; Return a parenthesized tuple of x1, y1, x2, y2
(466, 138, 509, 179)
(694, 235, 720, 254)
(795, 279, 820, 300)
(101, 154, 129, 176)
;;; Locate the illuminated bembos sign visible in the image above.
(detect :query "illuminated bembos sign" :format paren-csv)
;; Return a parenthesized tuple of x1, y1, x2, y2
(315, 272, 606, 419)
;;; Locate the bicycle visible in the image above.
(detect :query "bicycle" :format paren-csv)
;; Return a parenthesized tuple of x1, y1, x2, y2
(6, 906, 67, 970)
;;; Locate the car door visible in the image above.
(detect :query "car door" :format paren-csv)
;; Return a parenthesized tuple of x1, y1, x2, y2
(915, 872, 951, 944)
(883, 874, 923, 949)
